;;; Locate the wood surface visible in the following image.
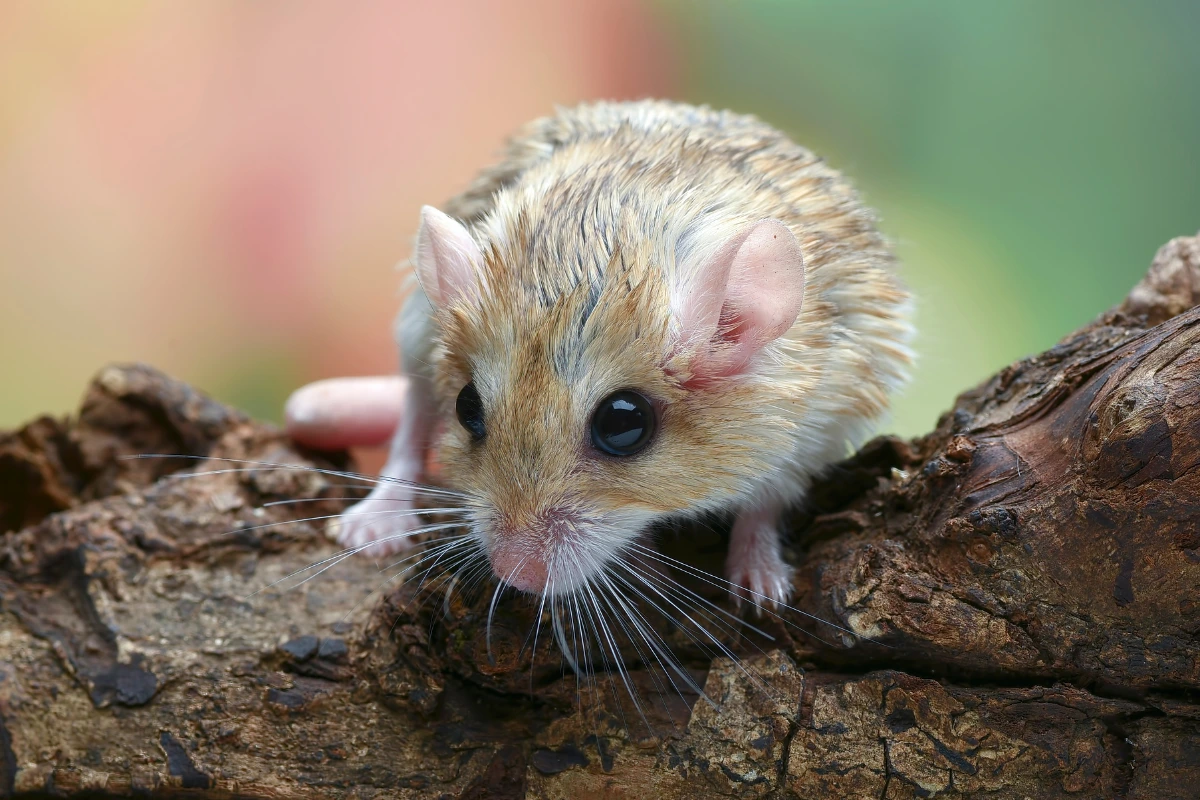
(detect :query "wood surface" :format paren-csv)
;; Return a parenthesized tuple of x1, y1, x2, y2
(2, 233, 1199, 799)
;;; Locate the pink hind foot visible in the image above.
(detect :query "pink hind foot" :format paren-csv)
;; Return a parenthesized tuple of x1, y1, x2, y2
(725, 501, 793, 614)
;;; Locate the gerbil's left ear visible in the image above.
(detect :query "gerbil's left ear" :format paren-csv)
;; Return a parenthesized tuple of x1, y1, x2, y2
(414, 205, 484, 307)
(677, 218, 805, 378)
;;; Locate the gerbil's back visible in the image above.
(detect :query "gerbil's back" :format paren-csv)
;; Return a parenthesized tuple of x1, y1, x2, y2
(445, 100, 885, 260)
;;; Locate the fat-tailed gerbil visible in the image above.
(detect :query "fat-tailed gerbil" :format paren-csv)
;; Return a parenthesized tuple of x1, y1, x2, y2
(286, 100, 913, 608)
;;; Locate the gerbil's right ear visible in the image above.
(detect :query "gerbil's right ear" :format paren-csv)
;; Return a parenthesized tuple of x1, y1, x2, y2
(414, 205, 484, 307)
(676, 218, 806, 380)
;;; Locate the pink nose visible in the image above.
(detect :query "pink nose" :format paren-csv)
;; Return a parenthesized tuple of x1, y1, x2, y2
(490, 545, 548, 593)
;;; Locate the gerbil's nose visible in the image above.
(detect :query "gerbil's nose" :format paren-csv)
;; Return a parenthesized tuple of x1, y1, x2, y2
(490, 545, 548, 593)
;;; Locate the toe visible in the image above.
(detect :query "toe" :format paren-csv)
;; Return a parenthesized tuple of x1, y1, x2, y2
(728, 562, 793, 616)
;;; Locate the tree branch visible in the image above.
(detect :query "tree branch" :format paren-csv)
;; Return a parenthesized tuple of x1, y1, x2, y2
(3, 234, 1200, 798)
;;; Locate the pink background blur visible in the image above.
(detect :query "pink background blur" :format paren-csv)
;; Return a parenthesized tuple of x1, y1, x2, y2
(0, 1, 672, 426)
(4, 2, 1197, 443)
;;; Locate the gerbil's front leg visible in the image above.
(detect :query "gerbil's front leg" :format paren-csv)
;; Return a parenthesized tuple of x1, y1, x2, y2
(725, 498, 793, 612)
(330, 375, 434, 558)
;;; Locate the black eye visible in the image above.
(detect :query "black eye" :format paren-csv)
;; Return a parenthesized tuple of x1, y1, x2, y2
(591, 390, 655, 456)
(456, 381, 486, 440)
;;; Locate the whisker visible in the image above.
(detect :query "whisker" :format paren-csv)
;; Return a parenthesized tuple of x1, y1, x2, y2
(225, 507, 452, 538)
(259, 497, 467, 512)
(443, 554, 492, 618)
(566, 584, 601, 712)
(390, 547, 484, 637)
(486, 555, 528, 667)
(379, 540, 479, 618)
(153, 465, 461, 502)
(527, 578, 551, 696)
(623, 557, 775, 641)
(391, 546, 480, 628)
(551, 594, 582, 679)
(125, 454, 468, 499)
(579, 573, 650, 732)
(593, 571, 678, 707)
(248, 521, 466, 596)
(595, 570, 709, 713)
(613, 564, 750, 660)
(610, 566, 772, 704)
(405, 537, 478, 600)
(455, 557, 496, 601)
(375, 526, 473, 573)
(575, 593, 600, 707)
(630, 542, 880, 647)
(571, 574, 622, 725)
(336, 536, 478, 621)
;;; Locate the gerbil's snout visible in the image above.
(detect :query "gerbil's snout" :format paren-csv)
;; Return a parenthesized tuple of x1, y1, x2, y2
(489, 546, 549, 594)
(486, 506, 596, 595)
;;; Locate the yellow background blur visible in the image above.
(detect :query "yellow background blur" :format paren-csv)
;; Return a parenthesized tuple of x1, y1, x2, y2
(3, 1, 1198, 438)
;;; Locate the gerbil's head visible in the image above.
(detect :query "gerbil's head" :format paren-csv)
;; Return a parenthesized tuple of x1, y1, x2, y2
(413, 200, 807, 597)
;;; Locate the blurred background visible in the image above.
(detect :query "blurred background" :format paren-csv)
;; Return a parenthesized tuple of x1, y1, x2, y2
(2, 1, 1199, 441)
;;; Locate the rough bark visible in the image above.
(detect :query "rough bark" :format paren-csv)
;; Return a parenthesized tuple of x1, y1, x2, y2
(2, 234, 1199, 799)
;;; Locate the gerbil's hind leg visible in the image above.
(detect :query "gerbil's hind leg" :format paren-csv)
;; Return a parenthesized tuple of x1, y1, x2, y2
(725, 498, 793, 613)
(330, 375, 434, 558)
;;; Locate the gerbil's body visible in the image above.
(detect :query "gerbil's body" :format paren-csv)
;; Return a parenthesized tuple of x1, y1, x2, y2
(338, 100, 912, 605)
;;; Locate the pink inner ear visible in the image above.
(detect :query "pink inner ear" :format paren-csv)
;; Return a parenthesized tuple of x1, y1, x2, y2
(679, 219, 806, 380)
(414, 205, 484, 307)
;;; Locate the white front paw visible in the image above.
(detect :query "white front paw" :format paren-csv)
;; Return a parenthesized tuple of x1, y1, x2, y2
(327, 494, 420, 558)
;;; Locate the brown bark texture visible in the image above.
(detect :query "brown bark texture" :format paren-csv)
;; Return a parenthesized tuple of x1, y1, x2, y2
(3, 234, 1200, 799)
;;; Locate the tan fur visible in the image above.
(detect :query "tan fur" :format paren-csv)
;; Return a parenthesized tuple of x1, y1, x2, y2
(397, 100, 913, 585)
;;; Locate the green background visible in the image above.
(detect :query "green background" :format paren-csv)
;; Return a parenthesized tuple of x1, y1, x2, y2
(660, 0, 1200, 434)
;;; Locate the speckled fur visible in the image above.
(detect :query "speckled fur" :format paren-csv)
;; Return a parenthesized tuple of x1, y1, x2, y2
(395, 100, 913, 593)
